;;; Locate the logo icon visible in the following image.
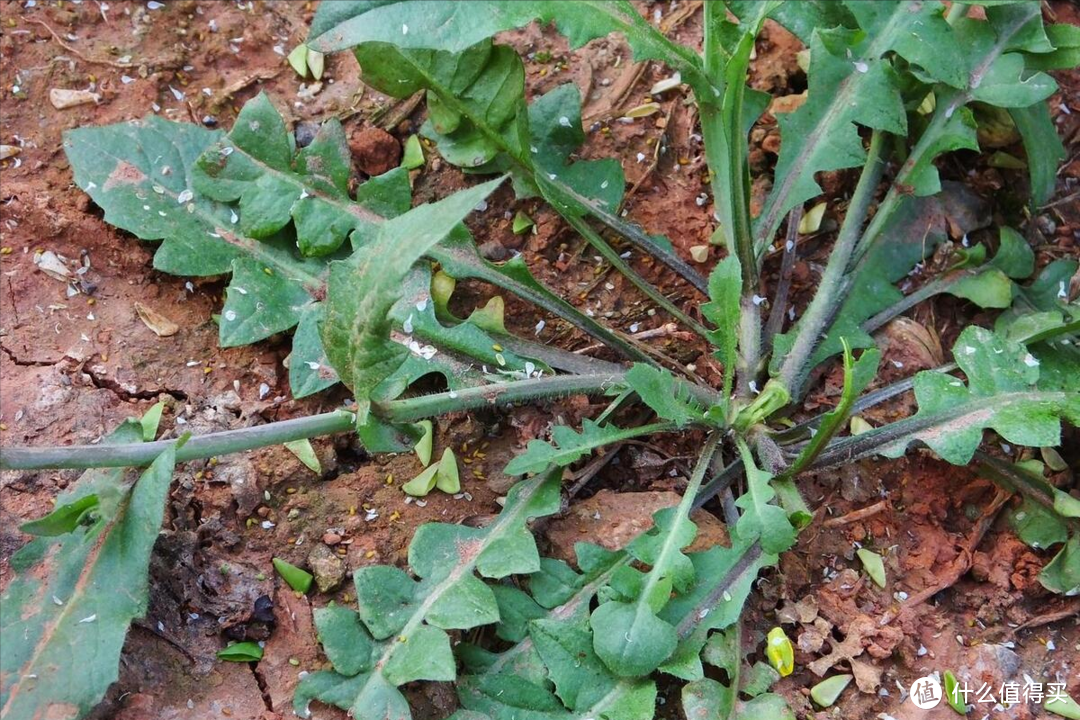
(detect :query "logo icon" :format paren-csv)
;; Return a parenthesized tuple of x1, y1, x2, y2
(910, 675, 943, 709)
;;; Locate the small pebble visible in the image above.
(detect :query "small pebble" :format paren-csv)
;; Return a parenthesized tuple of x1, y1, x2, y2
(323, 532, 342, 546)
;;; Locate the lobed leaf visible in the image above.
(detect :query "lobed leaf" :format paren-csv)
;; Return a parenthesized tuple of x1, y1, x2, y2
(299, 468, 563, 720)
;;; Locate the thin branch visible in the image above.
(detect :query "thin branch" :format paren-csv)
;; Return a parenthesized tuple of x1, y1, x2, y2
(763, 206, 803, 355)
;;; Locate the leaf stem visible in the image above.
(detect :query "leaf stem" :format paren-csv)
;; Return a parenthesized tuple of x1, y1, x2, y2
(637, 432, 721, 605)
(1, 373, 628, 471)
(775, 130, 887, 398)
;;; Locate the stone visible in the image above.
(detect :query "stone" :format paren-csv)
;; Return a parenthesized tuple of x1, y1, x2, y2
(307, 544, 346, 593)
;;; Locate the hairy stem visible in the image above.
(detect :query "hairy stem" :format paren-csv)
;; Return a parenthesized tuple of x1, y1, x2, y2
(775, 130, 887, 397)
(1, 373, 628, 471)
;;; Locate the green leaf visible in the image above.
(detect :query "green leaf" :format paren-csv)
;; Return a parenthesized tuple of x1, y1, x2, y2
(884, 326, 1079, 464)
(1025, 23, 1080, 71)
(194, 92, 360, 256)
(219, 257, 314, 347)
(61, 101, 400, 399)
(284, 439, 322, 473)
(734, 440, 796, 554)
(1, 423, 176, 720)
(624, 364, 702, 428)
(314, 605, 374, 676)
(821, 326, 1080, 468)
(943, 670, 967, 714)
(1009, 497, 1068, 550)
(702, 256, 742, 397)
(1009, 102, 1066, 206)
(18, 494, 100, 537)
(304, 470, 563, 720)
(140, 401, 165, 441)
(1046, 690, 1080, 719)
(855, 549, 887, 588)
(217, 641, 264, 662)
(1039, 535, 1080, 596)
(810, 675, 853, 708)
(308, 1, 711, 93)
(321, 176, 504, 406)
(754, 1, 959, 248)
(740, 662, 781, 698)
(738, 693, 796, 720)
(489, 585, 546, 642)
(435, 447, 461, 493)
(512, 211, 533, 234)
(785, 343, 880, 476)
(288, 43, 309, 77)
(401, 134, 425, 170)
(414, 420, 434, 466)
(505, 419, 670, 476)
(273, 557, 314, 593)
(288, 304, 339, 398)
(402, 463, 439, 497)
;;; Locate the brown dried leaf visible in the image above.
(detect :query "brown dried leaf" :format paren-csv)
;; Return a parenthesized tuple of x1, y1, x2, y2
(134, 301, 180, 337)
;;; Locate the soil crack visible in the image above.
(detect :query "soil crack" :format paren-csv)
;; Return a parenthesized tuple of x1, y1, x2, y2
(0, 343, 62, 367)
(83, 365, 189, 402)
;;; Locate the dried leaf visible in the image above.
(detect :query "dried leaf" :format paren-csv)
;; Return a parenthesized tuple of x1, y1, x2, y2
(134, 301, 180, 337)
(50, 88, 101, 109)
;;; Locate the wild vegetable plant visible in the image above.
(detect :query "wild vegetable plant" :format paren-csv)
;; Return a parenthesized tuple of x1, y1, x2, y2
(1, 2, 1078, 720)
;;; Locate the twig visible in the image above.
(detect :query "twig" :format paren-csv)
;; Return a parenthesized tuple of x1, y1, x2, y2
(822, 499, 888, 528)
(29, 19, 174, 70)
(1011, 604, 1080, 634)
(883, 487, 1011, 626)
(763, 206, 803, 354)
(573, 323, 689, 354)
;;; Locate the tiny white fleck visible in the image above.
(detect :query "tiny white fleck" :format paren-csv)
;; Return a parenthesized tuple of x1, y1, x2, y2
(534, 319, 545, 335)
(169, 85, 185, 101)
(629, 322, 640, 333)
(402, 314, 414, 334)
(853, 60, 869, 73)
(749, 380, 759, 395)
(448, 389, 458, 399)
(752, 294, 766, 306)
(234, 286, 247, 295)
(548, 173, 557, 180)
(177, 188, 193, 204)
(224, 310, 237, 321)
(415, 298, 428, 312)
(1023, 353, 1039, 368)
(230, 209, 238, 224)
(402, 23, 409, 35)
(558, 116, 571, 127)
(259, 382, 270, 399)
(1059, 281, 1068, 299)
(79, 614, 97, 624)
(306, 361, 320, 370)
(601, 180, 609, 189)
(52, 596, 64, 606)
(636, 152, 646, 163)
